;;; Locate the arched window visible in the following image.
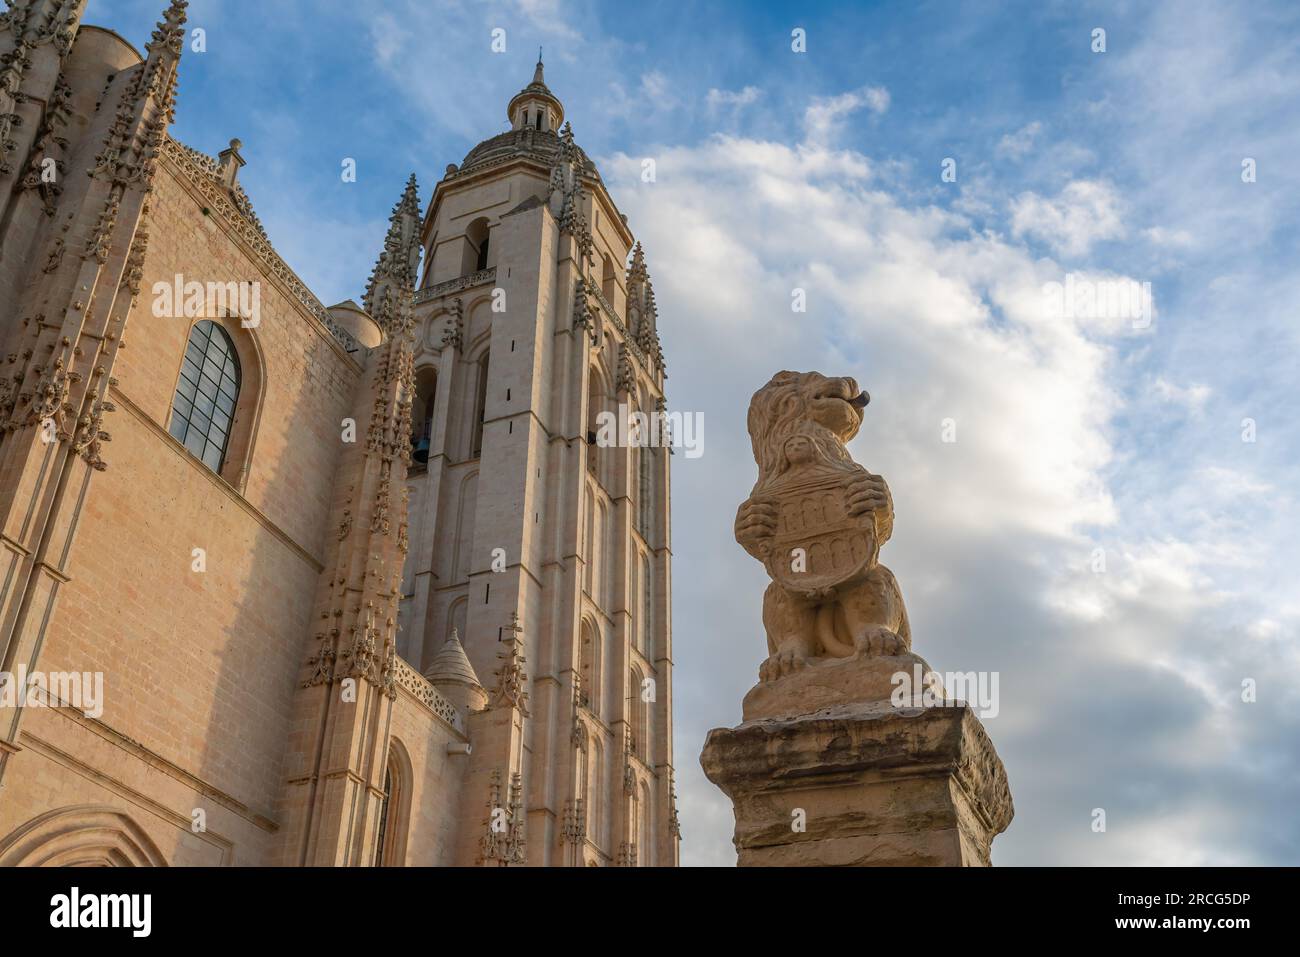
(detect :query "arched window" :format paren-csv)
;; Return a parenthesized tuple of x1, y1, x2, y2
(641, 552, 653, 657)
(586, 368, 608, 483)
(411, 366, 437, 465)
(169, 320, 240, 475)
(579, 619, 599, 713)
(630, 555, 641, 651)
(583, 489, 596, 596)
(629, 666, 646, 759)
(463, 217, 490, 275)
(601, 253, 616, 302)
(420, 233, 438, 288)
(629, 436, 640, 536)
(637, 780, 653, 867)
(375, 763, 393, 866)
(471, 351, 490, 459)
(374, 744, 409, 866)
(594, 500, 607, 604)
(640, 446, 654, 538)
(588, 735, 605, 849)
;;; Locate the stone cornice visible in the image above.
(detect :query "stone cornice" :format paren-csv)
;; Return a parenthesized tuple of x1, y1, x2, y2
(160, 136, 362, 359)
(414, 266, 496, 305)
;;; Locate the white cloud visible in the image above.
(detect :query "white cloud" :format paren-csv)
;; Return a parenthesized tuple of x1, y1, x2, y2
(600, 115, 1163, 864)
(599, 54, 1300, 858)
(705, 86, 761, 111)
(1010, 180, 1125, 258)
(997, 120, 1042, 159)
(640, 70, 672, 103)
(1152, 376, 1211, 411)
(1142, 225, 1196, 248)
(802, 86, 889, 146)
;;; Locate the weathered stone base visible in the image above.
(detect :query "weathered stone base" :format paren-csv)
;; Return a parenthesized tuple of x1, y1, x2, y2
(742, 652, 939, 722)
(700, 700, 1013, 866)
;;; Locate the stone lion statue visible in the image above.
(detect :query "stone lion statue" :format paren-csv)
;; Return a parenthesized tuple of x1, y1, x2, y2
(735, 371, 911, 684)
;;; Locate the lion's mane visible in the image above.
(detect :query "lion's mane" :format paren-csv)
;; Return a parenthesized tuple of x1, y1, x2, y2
(747, 371, 861, 495)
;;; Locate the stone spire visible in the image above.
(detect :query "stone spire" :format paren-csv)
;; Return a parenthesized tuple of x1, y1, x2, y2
(362, 173, 422, 336)
(424, 628, 486, 714)
(507, 53, 563, 131)
(627, 241, 648, 285)
(425, 628, 480, 684)
(626, 241, 662, 368)
(284, 174, 424, 866)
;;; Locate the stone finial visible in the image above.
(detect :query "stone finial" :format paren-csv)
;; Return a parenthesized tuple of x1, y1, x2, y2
(216, 137, 244, 188)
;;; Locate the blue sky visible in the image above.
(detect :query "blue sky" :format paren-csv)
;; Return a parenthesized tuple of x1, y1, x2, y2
(96, 0, 1300, 866)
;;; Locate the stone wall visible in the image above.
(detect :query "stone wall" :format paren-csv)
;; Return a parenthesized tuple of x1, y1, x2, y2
(0, 157, 368, 865)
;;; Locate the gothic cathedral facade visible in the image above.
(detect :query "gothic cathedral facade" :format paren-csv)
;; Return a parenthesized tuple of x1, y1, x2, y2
(0, 1, 677, 866)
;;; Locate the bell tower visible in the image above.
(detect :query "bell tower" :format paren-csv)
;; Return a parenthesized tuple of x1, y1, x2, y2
(398, 61, 678, 866)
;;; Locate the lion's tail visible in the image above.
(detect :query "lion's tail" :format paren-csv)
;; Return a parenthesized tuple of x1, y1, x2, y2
(816, 601, 854, 657)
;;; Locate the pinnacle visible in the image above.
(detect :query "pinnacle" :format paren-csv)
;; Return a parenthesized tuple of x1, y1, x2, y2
(157, 0, 189, 29)
(365, 175, 423, 318)
(628, 241, 648, 282)
(394, 173, 420, 218)
(146, 0, 189, 59)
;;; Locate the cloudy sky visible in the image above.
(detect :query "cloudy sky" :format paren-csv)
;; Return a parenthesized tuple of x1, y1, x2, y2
(98, 0, 1300, 865)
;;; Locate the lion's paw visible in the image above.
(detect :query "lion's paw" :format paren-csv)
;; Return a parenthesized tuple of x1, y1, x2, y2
(759, 649, 809, 683)
(854, 626, 905, 658)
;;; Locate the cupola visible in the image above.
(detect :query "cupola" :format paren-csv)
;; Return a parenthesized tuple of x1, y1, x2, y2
(507, 53, 564, 132)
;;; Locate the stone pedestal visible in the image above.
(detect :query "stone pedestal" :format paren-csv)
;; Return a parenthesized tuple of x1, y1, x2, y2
(700, 698, 1013, 866)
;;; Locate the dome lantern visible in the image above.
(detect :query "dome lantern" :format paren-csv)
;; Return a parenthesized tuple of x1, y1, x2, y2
(507, 51, 564, 133)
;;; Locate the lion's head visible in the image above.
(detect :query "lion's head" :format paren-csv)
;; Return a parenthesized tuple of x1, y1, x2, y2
(747, 371, 870, 492)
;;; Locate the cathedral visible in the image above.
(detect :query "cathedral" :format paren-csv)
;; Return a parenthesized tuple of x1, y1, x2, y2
(0, 0, 678, 866)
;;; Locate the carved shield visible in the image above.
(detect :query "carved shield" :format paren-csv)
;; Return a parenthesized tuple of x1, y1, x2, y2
(761, 473, 876, 597)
